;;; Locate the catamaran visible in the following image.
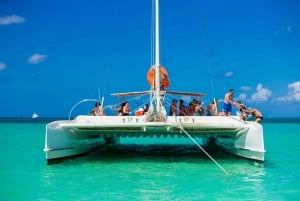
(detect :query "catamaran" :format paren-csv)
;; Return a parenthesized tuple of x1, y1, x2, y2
(44, 0, 265, 165)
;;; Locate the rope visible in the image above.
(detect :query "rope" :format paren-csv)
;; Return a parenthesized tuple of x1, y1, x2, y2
(178, 124, 229, 175)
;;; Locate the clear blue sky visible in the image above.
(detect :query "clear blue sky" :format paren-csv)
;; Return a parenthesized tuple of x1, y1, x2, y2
(1, 0, 299, 118)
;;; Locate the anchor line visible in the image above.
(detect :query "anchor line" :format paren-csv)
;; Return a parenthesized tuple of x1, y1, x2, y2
(177, 123, 229, 175)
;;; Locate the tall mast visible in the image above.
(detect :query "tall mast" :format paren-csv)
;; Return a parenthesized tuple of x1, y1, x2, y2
(154, 0, 160, 111)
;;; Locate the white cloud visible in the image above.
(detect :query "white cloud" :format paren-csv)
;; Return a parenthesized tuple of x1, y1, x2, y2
(248, 84, 272, 103)
(0, 15, 25, 25)
(237, 93, 247, 101)
(289, 81, 300, 101)
(0, 62, 7, 71)
(28, 54, 48, 64)
(224, 71, 234, 77)
(273, 81, 300, 102)
(272, 96, 292, 102)
(240, 86, 251, 91)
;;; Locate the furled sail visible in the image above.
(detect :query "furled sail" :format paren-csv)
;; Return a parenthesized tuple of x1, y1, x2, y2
(147, 65, 170, 89)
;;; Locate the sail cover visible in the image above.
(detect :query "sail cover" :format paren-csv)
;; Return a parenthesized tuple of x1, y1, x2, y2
(147, 66, 170, 89)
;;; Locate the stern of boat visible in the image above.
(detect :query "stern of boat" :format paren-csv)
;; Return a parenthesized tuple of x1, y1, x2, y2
(44, 120, 106, 162)
(215, 121, 265, 161)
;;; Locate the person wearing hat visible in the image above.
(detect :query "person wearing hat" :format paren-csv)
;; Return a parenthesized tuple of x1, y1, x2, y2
(169, 99, 178, 116)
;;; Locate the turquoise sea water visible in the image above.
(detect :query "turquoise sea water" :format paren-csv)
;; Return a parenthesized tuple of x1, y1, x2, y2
(0, 119, 299, 201)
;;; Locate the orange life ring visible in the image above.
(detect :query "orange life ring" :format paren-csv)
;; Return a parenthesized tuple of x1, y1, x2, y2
(147, 65, 170, 88)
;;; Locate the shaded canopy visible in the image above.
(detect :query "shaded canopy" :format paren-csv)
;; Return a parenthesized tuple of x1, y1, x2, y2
(111, 90, 206, 98)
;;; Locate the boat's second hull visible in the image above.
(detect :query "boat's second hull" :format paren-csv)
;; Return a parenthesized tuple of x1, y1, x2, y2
(44, 120, 108, 163)
(44, 143, 104, 164)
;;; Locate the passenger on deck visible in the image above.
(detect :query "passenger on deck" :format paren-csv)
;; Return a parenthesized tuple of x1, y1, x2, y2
(186, 101, 195, 116)
(235, 101, 248, 121)
(179, 99, 187, 116)
(223, 89, 235, 116)
(206, 100, 217, 116)
(194, 101, 205, 116)
(245, 107, 263, 123)
(169, 99, 178, 116)
(143, 104, 149, 113)
(118, 101, 130, 116)
(91, 102, 105, 116)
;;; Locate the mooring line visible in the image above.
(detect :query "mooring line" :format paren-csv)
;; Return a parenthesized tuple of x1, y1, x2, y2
(178, 125, 229, 175)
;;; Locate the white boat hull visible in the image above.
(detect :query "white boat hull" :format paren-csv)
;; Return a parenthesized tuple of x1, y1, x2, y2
(44, 115, 265, 163)
(215, 121, 265, 161)
(44, 120, 107, 163)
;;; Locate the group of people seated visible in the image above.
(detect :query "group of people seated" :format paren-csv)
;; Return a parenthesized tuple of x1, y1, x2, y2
(90, 90, 263, 124)
(91, 101, 149, 116)
(170, 99, 216, 116)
